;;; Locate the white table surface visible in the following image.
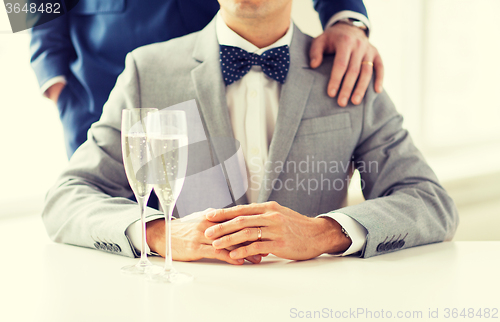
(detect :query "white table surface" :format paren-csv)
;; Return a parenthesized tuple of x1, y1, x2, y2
(1, 215, 499, 322)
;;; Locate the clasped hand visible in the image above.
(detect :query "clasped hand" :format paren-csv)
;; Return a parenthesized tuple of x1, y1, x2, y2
(148, 202, 352, 265)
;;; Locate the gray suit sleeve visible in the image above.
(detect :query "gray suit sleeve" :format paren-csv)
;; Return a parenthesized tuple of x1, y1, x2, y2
(42, 53, 162, 258)
(332, 87, 459, 258)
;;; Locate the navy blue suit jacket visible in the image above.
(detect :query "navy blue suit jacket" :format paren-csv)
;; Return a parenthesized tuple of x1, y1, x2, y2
(30, 0, 367, 157)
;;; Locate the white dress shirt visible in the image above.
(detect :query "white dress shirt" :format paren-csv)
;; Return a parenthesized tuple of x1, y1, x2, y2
(217, 12, 291, 203)
(127, 12, 368, 257)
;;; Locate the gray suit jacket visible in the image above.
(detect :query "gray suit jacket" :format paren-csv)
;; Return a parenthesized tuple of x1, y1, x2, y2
(42, 20, 458, 259)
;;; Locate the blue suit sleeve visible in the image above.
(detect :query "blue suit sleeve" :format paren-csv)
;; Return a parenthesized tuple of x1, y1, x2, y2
(29, 15, 73, 88)
(313, 0, 368, 29)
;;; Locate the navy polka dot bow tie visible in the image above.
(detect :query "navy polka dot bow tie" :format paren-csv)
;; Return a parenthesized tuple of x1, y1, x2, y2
(219, 45, 290, 86)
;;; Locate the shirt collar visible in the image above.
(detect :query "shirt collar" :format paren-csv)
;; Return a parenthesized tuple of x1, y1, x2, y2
(216, 11, 294, 55)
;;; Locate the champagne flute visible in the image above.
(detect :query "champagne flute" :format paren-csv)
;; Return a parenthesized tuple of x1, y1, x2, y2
(121, 108, 157, 274)
(147, 110, 192, 283)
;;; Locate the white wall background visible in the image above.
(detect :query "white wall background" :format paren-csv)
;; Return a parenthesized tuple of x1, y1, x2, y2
(0, 9, 67, 217)
(1, 1, 499, 239)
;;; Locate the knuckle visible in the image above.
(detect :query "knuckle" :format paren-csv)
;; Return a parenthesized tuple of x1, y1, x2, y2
(272, 212, 285, 223)
(341, 34, 353, 44)
(267, 201, 279, 210)
(235, 216, 245, 224)
(243, 228, 252, 237)
(224, 234, 232, 244)
(335, 60, 349, 70)
(216, 223, 225, 233)
(349, 65, 360, 75)
(355, 38, 365, 48)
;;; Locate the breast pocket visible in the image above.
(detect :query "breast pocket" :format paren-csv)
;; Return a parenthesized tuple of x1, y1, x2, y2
(70, 0, 125, 14)
(296, 113, 351, 137)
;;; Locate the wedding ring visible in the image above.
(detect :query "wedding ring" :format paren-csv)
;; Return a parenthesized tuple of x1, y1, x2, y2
(257, 227, 262, 241)
(361, 61, 374, 66)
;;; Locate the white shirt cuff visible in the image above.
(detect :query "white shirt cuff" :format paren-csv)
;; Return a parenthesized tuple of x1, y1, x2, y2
(317, 212, 367, 256)
(325, 10, 371, 36)
(41, 76, 67, 96)
(126, 214, 164, 255)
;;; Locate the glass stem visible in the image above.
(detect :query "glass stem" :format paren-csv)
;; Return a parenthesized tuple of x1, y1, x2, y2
(137, 195, 149, 264)
(163, 204, 174, 273)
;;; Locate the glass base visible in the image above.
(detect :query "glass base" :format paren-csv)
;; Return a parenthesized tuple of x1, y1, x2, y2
(148, 269, 193, 284)
(121, 259, 154, 275)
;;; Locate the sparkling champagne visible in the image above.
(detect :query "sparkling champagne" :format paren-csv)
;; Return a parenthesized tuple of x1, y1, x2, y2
(122, 133, 152, 197)
(149, 135, 188, 210)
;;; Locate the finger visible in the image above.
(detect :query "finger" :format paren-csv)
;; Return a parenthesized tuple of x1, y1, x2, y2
(227, 243, 268, 260)
(229, 241, 273, 260)
(212, 227, 266, 249)
(224, 242, 252, 251)
(309, 34, 326, 69)
(206, 202, 277, 223)
(245, 255, 262, 264)
(350, 57, 374, 105)
(205, 215, 267, 239)
(201, 245, 244, 265)
(220, 243, 269, 264)
(373, 54, 384, 93)
(225, 244, 262, 262)
(328, 47, 351, 98)
(337, 48, 365, 107)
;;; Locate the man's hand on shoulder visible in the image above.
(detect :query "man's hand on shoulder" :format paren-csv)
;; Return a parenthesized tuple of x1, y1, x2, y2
(309, 22, 384, 107)
(204, 202, 352, 261)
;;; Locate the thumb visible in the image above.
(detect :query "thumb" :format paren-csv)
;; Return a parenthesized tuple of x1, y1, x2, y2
(309, 34, 327, 68)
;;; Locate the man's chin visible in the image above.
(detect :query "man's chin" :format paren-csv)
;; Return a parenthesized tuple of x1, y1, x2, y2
(224, 0, 270, 19)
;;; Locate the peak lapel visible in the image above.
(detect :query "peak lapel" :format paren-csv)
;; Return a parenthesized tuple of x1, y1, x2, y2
(191, 19, 235, 155)
(258, 25, 315, 202)
(191, 19, 248, 205)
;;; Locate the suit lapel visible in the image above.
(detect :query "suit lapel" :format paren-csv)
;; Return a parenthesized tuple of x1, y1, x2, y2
(191, 19, 248, 205)
(258, 25, 315, 202)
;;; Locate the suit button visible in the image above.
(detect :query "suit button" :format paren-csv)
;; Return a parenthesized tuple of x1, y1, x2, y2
(376, 243, 385, 252)
(115, 244, 122, 252)
(390, 241, 399, 250)
(397, 240, 405, 248)
(112, 244, 120, 252)
(94, 242, 101, 249)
